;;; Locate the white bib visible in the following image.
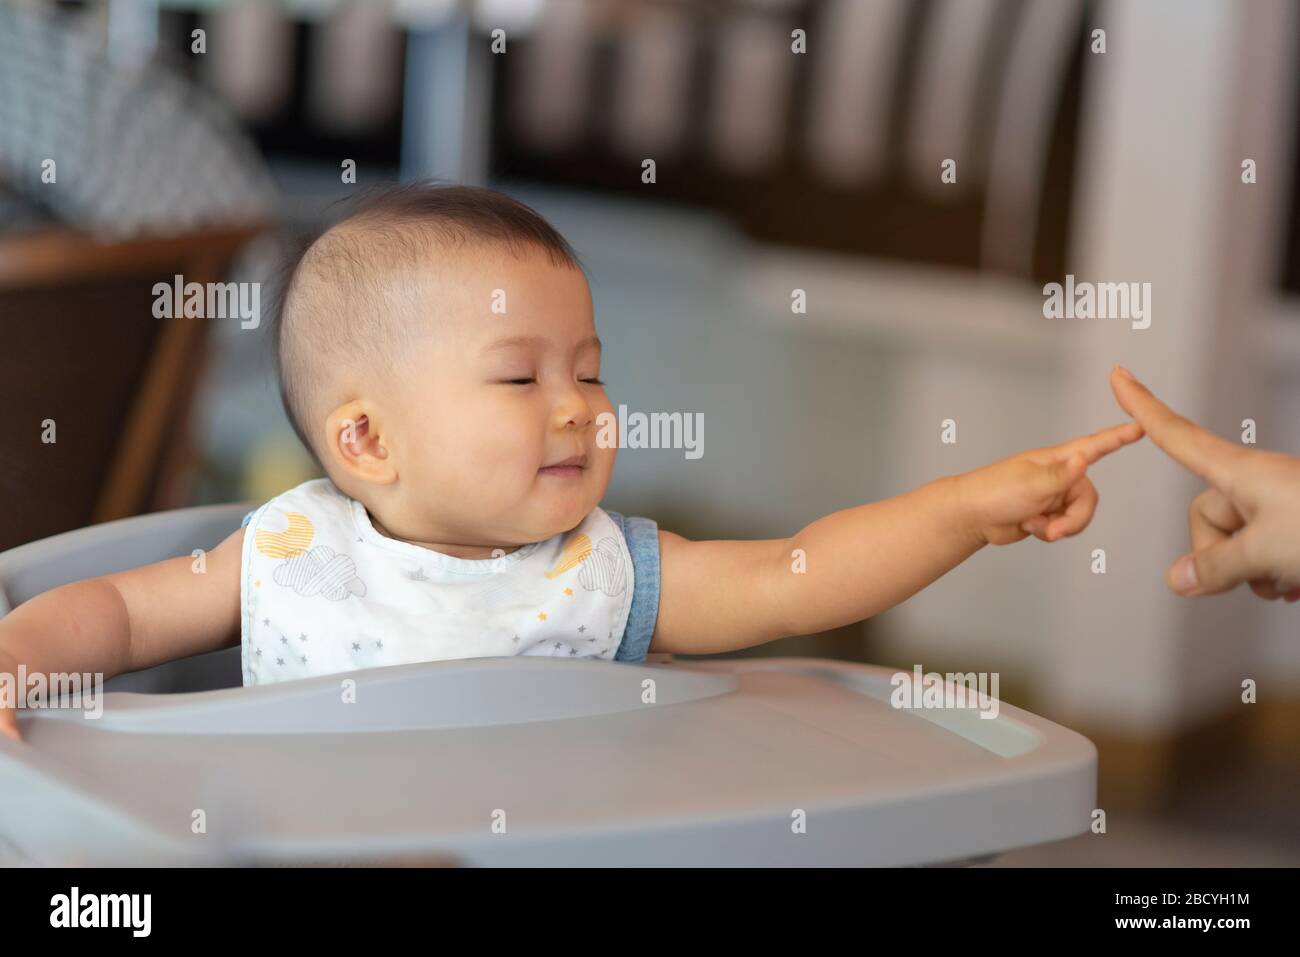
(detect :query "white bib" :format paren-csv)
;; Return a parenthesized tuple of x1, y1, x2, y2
(239, 479, 636, 686)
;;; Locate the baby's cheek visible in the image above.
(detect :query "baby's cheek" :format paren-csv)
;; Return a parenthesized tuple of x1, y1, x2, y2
(591, 444, 617, 490)
(498, 443, 551, 509)
(473, 442, 539, 500)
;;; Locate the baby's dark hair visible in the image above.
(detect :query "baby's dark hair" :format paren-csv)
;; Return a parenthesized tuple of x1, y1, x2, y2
(271, 182, 582, 469)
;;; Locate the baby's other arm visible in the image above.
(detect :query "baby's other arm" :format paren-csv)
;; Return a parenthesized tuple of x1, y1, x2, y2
(0, 527, 244, 740)
(650, 421, 1142, 655)
(652, 476, 978, 655)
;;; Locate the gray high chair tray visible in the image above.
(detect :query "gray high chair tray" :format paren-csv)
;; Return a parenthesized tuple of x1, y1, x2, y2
(0, 504, 1096, 867)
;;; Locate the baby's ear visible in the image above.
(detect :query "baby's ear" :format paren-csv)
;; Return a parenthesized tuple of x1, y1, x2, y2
(324, 402, 397, 485)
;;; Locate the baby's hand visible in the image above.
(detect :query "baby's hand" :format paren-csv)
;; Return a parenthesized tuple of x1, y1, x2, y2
(957, 422, 1144, 545)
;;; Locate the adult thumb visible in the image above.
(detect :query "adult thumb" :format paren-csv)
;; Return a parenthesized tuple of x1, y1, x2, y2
(1169, 532, 1267, 596)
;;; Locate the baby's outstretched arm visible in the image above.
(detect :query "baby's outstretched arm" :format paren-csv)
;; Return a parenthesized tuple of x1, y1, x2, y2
(652, 422, 1142, 655)
(0, 528, 244, 740)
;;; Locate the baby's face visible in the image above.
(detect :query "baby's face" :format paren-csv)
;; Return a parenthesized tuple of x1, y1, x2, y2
(389, 246, 615, 547)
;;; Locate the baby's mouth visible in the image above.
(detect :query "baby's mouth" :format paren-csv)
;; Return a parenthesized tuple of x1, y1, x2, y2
(539, 453, 588, 478)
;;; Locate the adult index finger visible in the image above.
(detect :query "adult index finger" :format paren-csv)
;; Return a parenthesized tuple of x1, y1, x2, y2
(1109, 367, 1242, 488)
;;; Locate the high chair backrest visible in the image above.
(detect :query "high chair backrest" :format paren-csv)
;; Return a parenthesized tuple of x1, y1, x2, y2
(0, 226, 263, 552)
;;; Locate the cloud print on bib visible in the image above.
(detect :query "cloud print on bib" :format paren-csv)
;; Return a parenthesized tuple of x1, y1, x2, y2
(544, 532, 625, 596)
(256, 510, 368, 601)
(579, 538, 627, 596)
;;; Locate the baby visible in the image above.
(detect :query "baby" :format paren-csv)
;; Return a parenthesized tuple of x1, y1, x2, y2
(0, 184, 1142, 739)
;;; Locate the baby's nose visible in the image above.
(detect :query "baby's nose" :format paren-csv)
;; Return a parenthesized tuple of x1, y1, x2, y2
(553, 394, 594, 431)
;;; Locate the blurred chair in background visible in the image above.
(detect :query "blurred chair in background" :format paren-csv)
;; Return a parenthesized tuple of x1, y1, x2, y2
(0, 2, 274, 549)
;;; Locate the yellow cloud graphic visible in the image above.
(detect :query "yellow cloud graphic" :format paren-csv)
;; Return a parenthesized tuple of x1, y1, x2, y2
(255, 511, 314, 559)
(544, 533, 592, 579)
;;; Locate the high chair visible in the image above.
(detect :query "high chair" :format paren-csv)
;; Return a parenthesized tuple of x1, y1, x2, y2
(0, 503, 1096, 866)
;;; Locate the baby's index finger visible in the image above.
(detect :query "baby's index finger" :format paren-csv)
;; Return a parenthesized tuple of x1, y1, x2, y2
(1057, 420, 1144, 465)
(1109, 367, 1240, 487)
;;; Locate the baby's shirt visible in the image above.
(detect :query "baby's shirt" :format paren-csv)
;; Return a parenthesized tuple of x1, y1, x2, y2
(237, 478, 660, 686)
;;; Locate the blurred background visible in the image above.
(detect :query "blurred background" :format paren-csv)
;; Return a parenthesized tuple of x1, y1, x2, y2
(1, 0, 1298, 865)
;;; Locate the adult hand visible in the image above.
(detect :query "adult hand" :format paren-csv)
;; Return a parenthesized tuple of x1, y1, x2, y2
(1111, 366, 1300, 600)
